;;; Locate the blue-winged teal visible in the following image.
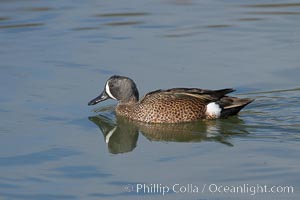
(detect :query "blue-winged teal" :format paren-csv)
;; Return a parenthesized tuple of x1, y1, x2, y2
(88, 75, 254, 123)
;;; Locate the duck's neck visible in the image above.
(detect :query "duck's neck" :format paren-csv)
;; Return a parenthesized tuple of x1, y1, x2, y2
(116, 99, 137, 120)
(119, 96, 138, 104)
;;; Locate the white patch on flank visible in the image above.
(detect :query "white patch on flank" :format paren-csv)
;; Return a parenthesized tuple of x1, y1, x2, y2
(105, 127, 117, 144)
(206, 102, 221, 118)
(105, 81, 117, 100)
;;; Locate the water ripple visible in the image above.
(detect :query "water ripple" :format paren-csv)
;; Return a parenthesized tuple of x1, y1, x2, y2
(94, 12, 150, 18)
(242, 3, 300, 8)
(0, 148, 80, 166)
(0, 23, 44, 29)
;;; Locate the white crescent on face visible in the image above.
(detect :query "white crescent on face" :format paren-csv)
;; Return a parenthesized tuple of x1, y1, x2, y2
(105, 81, 117, 100)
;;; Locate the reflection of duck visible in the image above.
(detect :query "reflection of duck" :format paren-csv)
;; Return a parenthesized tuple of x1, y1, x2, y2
(89, 113, 249, 154)
(135, 120, 234, 144)
(88, 115, 138, 154)
(88, 75, 254, 123)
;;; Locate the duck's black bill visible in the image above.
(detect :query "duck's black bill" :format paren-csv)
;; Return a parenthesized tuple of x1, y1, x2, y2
(88, 91, 109, 105)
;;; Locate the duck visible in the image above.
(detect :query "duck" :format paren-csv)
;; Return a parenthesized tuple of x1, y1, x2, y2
(88, 75, 254, 123)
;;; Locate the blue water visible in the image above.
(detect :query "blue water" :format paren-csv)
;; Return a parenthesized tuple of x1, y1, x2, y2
(0, 0, 300, 199)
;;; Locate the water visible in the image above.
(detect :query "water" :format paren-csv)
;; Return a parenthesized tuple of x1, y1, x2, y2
(0, 0, 300, 199)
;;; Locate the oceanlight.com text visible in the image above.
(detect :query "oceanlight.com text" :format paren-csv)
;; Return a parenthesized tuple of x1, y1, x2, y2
(124, 183, 294, 196)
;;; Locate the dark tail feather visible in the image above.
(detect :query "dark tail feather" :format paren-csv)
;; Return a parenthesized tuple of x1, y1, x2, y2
(219, 97, 254, 117)
(210, 88, 235, 99)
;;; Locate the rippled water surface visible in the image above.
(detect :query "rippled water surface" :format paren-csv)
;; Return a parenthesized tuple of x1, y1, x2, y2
(1, 0, 300, 199)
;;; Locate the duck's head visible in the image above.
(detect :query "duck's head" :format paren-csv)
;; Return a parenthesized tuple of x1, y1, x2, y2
(88, 75, 139, 105)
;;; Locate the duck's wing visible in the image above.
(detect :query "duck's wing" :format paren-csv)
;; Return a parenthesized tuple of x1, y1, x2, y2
(140, 88, 235, 104)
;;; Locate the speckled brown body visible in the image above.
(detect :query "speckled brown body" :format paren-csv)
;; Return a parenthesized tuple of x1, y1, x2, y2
(116, 89, 216, 123)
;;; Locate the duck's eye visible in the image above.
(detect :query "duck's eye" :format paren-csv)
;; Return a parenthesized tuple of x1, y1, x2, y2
(109, 83, 114, 88)
(105, 81, 117, 100)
